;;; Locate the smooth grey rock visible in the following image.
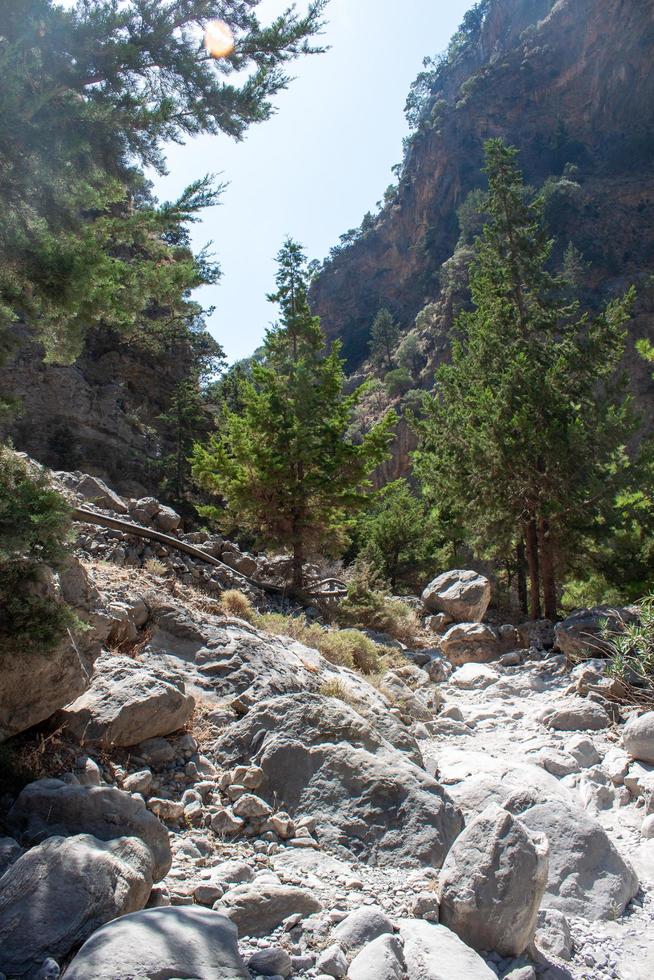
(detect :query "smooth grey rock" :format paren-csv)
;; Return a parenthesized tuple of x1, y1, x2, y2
(450, 663, 499, 690)
(518, 799, 639, 919)
(0, 834, 153, 977)
(214, 694, 463, 867)
(438, 803, 549, 956)
(422, 570, 491, 622)
(347, 934, 405, 980)
(623, 711, 654, 764)
(333, 906, 395, 954)
(59, 653, 194, 747)
(554, 605, 640, 659)
(564, 735, 602, 768)
(249, 947, 293, 978)
(316, 943, 348, 978)
(540, 699, 610, 732)
(399, 919, 496, 979)
(215, 882, 321, 937)
(33, 958, 60, 980)
(8, 778, 171, 881)
(64, 906, 249, 979)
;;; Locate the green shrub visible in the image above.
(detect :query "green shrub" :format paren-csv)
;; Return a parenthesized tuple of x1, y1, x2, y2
(0, 449, 76, 654)
(602, 596, 654, 687)
(337, 559, 421, 644)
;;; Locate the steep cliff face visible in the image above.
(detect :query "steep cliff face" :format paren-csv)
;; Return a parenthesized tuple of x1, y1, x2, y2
(310, 0, 654, 392)
(0, 327, 199, 497)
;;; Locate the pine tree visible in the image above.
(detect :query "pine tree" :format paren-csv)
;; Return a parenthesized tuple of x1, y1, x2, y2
(0, 0, 327, 366)
(369, 308, 400, 374)
(192, 240, 397, 593)
(413, 139, 636, 620)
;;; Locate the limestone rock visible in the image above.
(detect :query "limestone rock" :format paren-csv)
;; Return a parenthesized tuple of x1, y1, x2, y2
(539, 698, 611, 732)
(64, 906, 249, 980)
(316, 943, 348, 977)
(8, 778, 171, 881)
(0, 834, 153, 977)
(421, 570, 491, 622)
(440, 623, 501, 665)
(213, 694, 463, 867)
(71, 473, 129, 513)
(0, 558, 101, 741)
(399, 919, 496, 979)
(623, 711, 654, 764)
(215, 882, 321, 937)
(438, 803, 549, 956)
(249, 947, 293, 978)
(450, 663, 499, 690)
(554, 605, 640, 659)
(333, 906, 395, 954)
(517, 799, 639, 919)
(535, 908, 573, 961)
(347, 934, 405, 980)
(59, 653, 195, 747)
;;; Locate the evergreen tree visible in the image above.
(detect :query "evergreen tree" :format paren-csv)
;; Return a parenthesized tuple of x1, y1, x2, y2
(192, 240, 397, 593)
(413, 139, 636, 620)
(157, 380, 209, 507)
(0, 0, 326, 367)
(368, 308, 400, 374)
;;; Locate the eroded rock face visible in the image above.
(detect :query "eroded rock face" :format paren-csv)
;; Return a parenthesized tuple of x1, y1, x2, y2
(0, 834, 153, 977)
(438, 803, 549, 956)
(7, 778, 172, 881)
(0, 558, 102, 742)
(64, 906, 249, 980)
(213, 694, 464, 867)
(58, 652, 195, 748)
(421, 570, 491, 623)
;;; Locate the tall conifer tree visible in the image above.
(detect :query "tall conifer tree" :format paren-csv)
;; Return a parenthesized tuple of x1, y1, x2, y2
(192, 240, 397, 592)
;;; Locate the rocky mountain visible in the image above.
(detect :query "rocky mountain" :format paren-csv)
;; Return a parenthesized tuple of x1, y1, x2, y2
(1, 462, 654, 977)
(310, 0, 654, 419)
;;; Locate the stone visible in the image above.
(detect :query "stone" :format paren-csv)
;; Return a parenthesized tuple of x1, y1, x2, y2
(148, 798, 184, 822)
(0, 837, 24, 878)
(333, 906, 395, 954)
(210, 807, 245, 836)
(516, 798, 639, 919)
(535, 908, 573, 961)
(421, 570, 491, 622)
(0, 834, 153, 977)
(564, 735, 602, 768)
(136, 736, 176, 766)
(33, 958, 60, 980)
(641, 814, 654, 838)
(623, 711, 654, 764)
(215, 882, 321, 937)
(64, 906, 249, 979)
(399, 919, 496, 979)
(450, 663, 499, 690)
(425, 613, 453, 632)
(8, 778, 172, 881)
(517, 620, 555, 650)
(129, 496, 160, 523)
(214, 694, 463, 868)
(0, 558, 101, 741)
(440, 623, 501, 666)
(534, 748, 580, 777)
(603, 746, 631, 785)
(59, 653, 194, 747)
(554, 605, 640, 659)
(316, 943, 348, 978)
(123, 769, 153, 795)
(194, 883, 224, 906)
(438, 803, 549, 956)
(155, 504, 182, 533)
(347, 934, 405, 980)
(409, 892, 440, 922)
(249, 947, 293, 978)
(211, 860, 255, 886)
(74, 473, 129, 513)
(504, 969, 535, 980)
(232, 793, 273, 819)
(539, 699, 610, 731)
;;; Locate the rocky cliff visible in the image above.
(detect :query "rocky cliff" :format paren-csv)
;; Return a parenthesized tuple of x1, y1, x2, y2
(310, 0, 654, 410)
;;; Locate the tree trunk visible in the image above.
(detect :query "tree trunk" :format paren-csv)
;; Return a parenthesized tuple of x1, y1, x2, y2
(516, 539, 528, 617)
(539, 517, 557, 620)
(524, 518, 542, 620)
(291, 533, 304, 594)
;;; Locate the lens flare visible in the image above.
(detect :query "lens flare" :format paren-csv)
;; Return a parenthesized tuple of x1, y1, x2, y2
(204, 20, 235, 60)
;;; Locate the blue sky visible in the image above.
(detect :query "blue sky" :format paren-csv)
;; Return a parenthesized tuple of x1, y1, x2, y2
(153, 0, 475, 362)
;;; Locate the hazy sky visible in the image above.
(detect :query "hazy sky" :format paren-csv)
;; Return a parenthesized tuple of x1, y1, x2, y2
(152, 0, 476, 362)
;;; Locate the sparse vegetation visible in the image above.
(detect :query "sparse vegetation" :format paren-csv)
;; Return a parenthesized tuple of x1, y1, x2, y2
(602, 597, 654, 691)
(336, 560, 421, 645)
(218, 589, 257, 623)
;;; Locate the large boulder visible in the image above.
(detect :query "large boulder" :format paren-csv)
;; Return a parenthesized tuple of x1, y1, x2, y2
(347, 934, 405, 980)
(215, 881, 321, 937)
(441, 624, 502, 666)
(333, 906, 395, 954)
(623, 711, 654, 764)
(438, 803, 549, 956)
(399, 919, 496, 980)
(421, 570, 491, 622)
(554, 605, 640, 659)
(0, 558, 101, 741)
(58, 653, 195, 747)
(0, 834, 153, 977)
(64, 907, 249, 980)
(515, 798, 639, 919)
(213, 694, 463, 867)
(8, 778, 172, 881)
(63, 472, 129, 513)
(539, 698, 611, 732)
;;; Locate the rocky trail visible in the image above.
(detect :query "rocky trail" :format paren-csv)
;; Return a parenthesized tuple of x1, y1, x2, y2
(1, 468, 654, 979)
